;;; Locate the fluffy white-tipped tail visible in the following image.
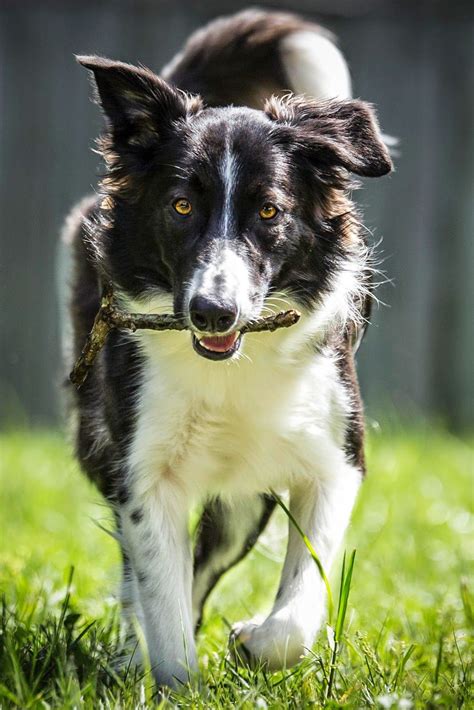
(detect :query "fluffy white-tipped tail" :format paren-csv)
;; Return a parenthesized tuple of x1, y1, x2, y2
(162, 10, 352, 108)
(280, 30, 352, 100)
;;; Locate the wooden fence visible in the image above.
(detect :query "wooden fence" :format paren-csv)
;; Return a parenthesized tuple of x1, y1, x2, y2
(0, 0, 472, 428)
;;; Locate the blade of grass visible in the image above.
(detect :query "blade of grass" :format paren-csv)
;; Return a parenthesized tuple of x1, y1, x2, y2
(0, 682, 22, 705)
(335, 550, 356, 642)
(393, 643, 415, 689)
(434, 635, 443, 687)
(69, 620, 96, 650)
(460, 578, 473, 629)
(324, 550, 357, 703)
(31, 566, 75, 694)
(131, 615, 154, 706)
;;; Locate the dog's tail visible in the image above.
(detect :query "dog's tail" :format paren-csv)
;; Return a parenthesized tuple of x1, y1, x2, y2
(162, 9, 352, 106)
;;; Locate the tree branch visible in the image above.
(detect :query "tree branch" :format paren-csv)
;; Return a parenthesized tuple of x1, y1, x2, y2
(70, 284, 300, 389)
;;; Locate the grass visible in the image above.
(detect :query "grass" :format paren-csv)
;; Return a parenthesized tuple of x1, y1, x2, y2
(0, 424, 472, 708)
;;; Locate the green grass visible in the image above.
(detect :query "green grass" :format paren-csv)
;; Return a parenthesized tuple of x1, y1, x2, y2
(0, 425, 472, 708)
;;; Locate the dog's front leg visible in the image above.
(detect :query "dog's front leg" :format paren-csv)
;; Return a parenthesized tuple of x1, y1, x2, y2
(120, 479, 196, 688)
(231, 458, 361, 670)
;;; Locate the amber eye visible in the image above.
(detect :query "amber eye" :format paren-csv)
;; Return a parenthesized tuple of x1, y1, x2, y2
(259, 203, 278, 220)
(173, 198, 192, 216)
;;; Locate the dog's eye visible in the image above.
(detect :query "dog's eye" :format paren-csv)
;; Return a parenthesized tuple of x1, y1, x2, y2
(259, 204, 278, 220)
(173, 198, 192, 216)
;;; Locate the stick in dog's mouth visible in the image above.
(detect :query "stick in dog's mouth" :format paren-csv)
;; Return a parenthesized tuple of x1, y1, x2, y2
(69, 283, 300, 389)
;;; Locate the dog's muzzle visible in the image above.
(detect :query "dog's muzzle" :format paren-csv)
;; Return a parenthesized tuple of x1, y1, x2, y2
(189, 295, 242, 360)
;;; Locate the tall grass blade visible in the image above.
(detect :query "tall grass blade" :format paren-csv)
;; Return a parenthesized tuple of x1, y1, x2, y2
(31, 566, 75, 694)
(324, 550, 357, 703)
(393, 643, 415, 689)
(335, 550, 356, 642)
(460, 578, 473, 629)
(434, 635, 443, 686)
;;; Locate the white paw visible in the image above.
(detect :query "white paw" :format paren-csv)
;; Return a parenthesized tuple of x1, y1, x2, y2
(229, 612, 315, 671)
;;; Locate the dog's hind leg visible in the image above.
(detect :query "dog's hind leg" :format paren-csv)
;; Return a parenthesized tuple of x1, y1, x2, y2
(193, 494, 275, 629)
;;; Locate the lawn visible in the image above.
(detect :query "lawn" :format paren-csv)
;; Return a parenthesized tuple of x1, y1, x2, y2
(0, 425, 472, 708)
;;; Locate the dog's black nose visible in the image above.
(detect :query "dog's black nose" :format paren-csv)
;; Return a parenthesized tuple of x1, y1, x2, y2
(189, 295, 238, 333)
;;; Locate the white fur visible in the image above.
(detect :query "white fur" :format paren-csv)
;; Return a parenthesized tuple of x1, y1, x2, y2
(280, 31, 352, 100)
(220, 141, 238, 238)
(185, 246, 252, 327)
(118, 266, 362, 683)
(121, 479, 196, 686)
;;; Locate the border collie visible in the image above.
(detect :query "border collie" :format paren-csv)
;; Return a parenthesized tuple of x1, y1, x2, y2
(63, 9, 392, 688)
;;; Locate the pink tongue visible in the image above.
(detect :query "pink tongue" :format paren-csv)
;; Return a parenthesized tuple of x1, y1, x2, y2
(200, 332, 238, 352)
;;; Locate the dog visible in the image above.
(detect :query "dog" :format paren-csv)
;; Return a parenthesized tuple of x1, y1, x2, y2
(62, 9, 392, 688)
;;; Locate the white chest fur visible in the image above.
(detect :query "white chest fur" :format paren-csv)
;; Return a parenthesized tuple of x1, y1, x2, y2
(126, 323, 350, 503)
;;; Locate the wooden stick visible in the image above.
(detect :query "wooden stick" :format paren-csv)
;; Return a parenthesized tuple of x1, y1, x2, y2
(70, 284, 300, 389)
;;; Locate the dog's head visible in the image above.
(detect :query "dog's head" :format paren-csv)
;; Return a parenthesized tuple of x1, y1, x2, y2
(79, 56, 392, 361)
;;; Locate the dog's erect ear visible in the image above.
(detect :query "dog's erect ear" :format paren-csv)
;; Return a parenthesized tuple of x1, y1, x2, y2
(265, 96, 392, 178)
(77, 55, 202, 142)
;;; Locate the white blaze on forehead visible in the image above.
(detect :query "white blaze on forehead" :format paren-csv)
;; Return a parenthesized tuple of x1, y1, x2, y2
(203, 246, 249, 290)
(220, 137, 238, 238)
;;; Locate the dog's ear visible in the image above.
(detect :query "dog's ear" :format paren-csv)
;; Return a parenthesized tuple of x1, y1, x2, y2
(265, 96, 392, 178)
(77, 55, 202, 144)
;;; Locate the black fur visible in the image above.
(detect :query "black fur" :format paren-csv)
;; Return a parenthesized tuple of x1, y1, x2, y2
(161, 10, 325, 106)
(193, 494, 276, 629)
(130, 508, 144, 525)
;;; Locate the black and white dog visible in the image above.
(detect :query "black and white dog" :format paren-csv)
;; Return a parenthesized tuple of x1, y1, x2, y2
(63, 9, 392, 688)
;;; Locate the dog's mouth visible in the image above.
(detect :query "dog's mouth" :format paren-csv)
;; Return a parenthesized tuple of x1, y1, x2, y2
(192, 331, 242, 361)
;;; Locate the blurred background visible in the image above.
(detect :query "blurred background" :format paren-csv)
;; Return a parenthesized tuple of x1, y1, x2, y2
(0, 0, 473, 430)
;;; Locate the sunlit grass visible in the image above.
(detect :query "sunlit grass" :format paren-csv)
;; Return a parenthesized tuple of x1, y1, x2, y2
(0, 424, 472, 707)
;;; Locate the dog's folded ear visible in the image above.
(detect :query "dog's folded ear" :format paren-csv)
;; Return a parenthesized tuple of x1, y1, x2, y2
(265, 96, 392, 178)
(77, 55, 202, 144)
